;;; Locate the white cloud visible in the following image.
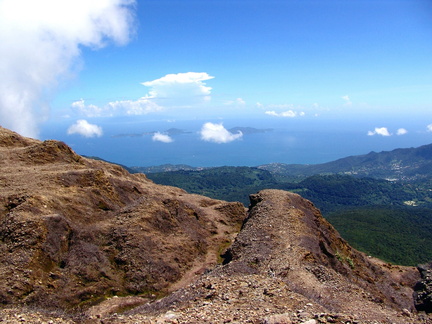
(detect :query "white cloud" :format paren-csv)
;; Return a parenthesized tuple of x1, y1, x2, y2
(71, 99, 105, 117)
(225, 98, 246, 106)
(72, 97, 163, 117)
(342, 95, 352, 106)
(265, 110, 305, 118)
(397, 128, 408, 135)
(367, 127, 391, 136)
(72, 72, 214, 117)
(258, 103, 305, 118)
(200, 122, 243, 144)
(67, 119, 103, 137)
(0, 0, 136, 138)
(142, 72, 214, 106)
(152, 132, 173, 143)
(427, 124, 432, 132)
(108, 98, 163, 115)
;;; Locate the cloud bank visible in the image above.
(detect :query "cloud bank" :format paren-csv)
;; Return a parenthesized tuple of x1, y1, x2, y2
(72, 97, 162, 117)
(200, 122, 243, 144)
(73, 72, 214, 117)
(67, 120, 103, 138)
(0, 0, 136, 137)
(152, 132, 173, 143)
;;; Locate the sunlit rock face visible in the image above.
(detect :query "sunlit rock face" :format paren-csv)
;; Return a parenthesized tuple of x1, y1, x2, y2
(0, 126, 426, 323)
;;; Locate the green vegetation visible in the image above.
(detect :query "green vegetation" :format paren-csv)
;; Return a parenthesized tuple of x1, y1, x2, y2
(259, 143, 432, 181)
(148, 171, 431, 210)
(147, 166, 278, 205)
(326, 206, 432, 265)
(140, 144, 432, 266)
(284, 174, 427, 213)
(335, 251, 355, 269)
(146, 167, 432, 266)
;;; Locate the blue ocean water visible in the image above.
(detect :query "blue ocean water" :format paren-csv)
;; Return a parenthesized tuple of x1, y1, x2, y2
(41, 117, 432, 168)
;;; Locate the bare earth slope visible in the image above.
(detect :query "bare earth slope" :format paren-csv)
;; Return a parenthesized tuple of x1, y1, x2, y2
(0, 126, 429, 323)
(123, 190, 423, 323)
(0, 127, 246, 311)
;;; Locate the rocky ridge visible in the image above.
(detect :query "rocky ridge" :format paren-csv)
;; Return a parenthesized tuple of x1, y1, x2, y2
(0, 127, 246, 311)
(0, 126, 429, 323)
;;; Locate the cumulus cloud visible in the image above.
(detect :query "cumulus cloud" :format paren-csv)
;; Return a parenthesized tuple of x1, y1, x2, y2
(67, 119, 103, 137)
(73, 72, 214, 117)
(427, 124, 432, 132)
(71, 99, 105, 117)
(152, 132, 173, 143)
(265, 110, 305, 118)
(397, 128, 408, 135)
(0, 0, 136, 137)
(367, 127, 391, 136)
(200, 122, 243, 144)
(143, 72, 213, 103)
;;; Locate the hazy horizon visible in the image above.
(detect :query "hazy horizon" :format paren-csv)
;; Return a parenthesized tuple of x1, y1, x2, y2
(40, 117, 432, 168)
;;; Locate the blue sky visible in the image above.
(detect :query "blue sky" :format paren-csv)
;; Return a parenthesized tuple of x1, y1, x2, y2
(61, 0, 432, 118)
(1, 0, 432, 164)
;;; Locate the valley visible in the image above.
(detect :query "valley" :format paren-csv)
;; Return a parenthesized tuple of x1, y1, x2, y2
(144, 144, 432, 266)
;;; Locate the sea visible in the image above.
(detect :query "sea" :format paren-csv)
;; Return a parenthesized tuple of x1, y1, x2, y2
(40, 117, 432, 168)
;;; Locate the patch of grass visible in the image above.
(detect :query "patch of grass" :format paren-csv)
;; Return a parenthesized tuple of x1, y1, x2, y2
(335, 251, 355, 269)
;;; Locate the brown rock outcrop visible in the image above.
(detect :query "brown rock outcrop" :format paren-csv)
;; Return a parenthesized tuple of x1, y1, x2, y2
(414, 262, 432, 313)
(123, 189, 421, 323)
(0, 126, 428, 323)
(0, 126, 246, 311)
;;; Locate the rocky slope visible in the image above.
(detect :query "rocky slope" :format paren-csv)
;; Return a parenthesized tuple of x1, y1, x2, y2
(0, 126, 429, 323)
(0, 127, 246, 311)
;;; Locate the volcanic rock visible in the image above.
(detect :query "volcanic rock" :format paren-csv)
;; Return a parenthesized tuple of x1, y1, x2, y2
(414, 262, 432, 313)
(0, 126, 246, 311)
(0, 126, 429, 323)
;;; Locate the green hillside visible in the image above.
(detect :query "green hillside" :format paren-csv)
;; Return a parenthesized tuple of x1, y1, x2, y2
(146, 166, 278, 205)
(259, 143, 432, 181)
(147, 168, 432, 266)
(326, 206, 432, 265)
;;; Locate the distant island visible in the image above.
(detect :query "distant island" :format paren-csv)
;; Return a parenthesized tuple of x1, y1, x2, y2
(228, 126, 273, 134)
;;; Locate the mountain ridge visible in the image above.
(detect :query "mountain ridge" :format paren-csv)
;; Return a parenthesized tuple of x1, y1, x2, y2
(259, 143, 432, 181)
(0, 126, 429, 323)
(132, 142, 432, 182)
